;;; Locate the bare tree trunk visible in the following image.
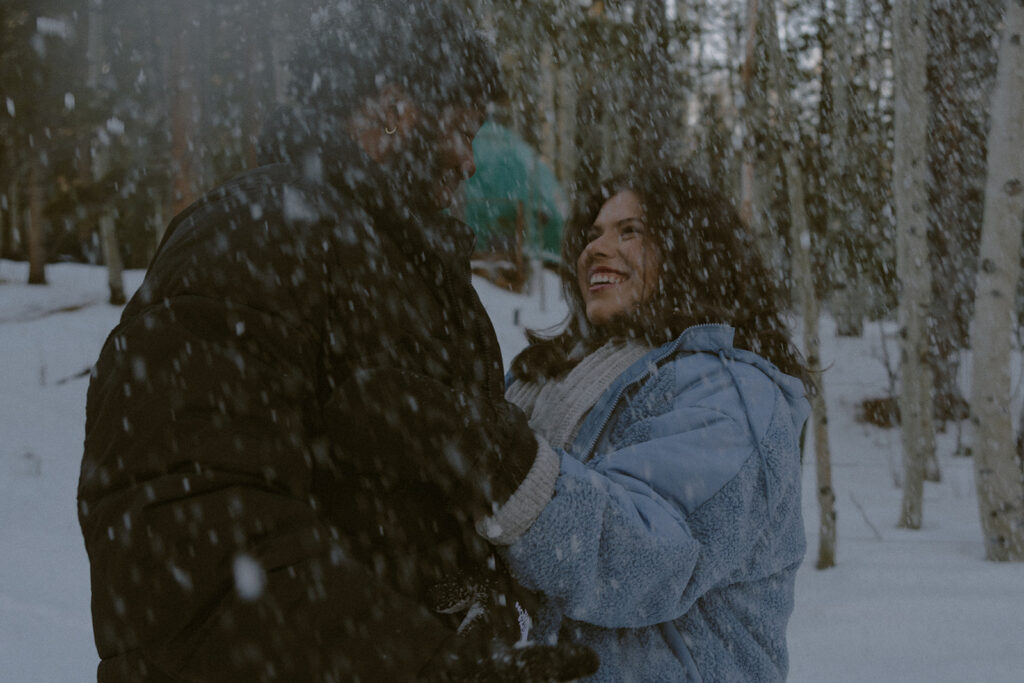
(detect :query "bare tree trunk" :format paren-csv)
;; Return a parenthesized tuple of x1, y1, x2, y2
(555, 47, 577, 186)
(686, 1, 708, 168)
(27, 161, 46, 285)
(0, 161, 6, 260)
(632, 0, 674, 162)
(170, 1, 199, 215)
(739, 0, 759, 231)
(8, 177, 20, 257)
(762, 0, 836, 568)
(99, 214, 125, 304)
(89, 0, 125, 305)
(574, 71, 604, 195)
(894, 0, 937, 529)
(152, 200, 166, 254)
(269, 7, 289, 104)
(539, 40, 557, 169)
(824, 0, 864, 338)
(969, 0, 1024, 562)
(242, 0, 267, 170)
(724, 4, 743, 200)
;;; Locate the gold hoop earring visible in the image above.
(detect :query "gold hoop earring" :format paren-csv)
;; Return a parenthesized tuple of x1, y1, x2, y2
(384, 126, 397, 135)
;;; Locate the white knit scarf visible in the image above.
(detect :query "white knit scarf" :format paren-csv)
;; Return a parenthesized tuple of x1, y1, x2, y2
(506, 339, 652, 453)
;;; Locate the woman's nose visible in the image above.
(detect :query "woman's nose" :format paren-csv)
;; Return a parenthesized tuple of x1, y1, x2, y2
(584, 230, 614, 258)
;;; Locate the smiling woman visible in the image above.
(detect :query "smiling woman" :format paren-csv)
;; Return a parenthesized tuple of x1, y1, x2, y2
(487, 163, 814, 681)
(576, 189, 661, 326)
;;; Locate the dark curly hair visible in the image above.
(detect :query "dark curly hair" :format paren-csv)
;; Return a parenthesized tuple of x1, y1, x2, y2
(511, 164, 809, 389)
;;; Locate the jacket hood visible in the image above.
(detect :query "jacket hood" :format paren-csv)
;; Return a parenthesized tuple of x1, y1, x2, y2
(673, 324, 811, 434)
(256, 104, 476, 262)
(256, 105, 401, 209)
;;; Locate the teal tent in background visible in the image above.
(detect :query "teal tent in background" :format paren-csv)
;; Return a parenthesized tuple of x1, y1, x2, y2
(459, 121, 568, 263)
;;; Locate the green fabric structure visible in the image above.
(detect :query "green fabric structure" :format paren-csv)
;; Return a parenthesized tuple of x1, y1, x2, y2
(460, 121, 568, 262)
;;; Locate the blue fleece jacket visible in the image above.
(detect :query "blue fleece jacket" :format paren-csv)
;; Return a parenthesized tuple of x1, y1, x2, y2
(504, 325, 810, 682)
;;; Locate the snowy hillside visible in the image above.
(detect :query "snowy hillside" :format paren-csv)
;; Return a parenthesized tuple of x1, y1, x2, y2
(1, 259, 1021, 682)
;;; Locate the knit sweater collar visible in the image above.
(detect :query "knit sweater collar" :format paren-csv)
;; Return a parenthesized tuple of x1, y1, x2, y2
(508, 339, 652, 452)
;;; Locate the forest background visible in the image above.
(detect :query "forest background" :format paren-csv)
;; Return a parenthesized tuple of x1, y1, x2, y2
(1, 0, 1023, 674)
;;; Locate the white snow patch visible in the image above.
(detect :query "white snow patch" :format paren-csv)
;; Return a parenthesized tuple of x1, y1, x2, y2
(36, 17, 70, 38)
(478, 516, 504, 540)
(233, 553, 267, 601)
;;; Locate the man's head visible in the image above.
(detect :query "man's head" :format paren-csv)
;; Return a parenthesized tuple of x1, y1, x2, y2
(287, 1, 505, 210)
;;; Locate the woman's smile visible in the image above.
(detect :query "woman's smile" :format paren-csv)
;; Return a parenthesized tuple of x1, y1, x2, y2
(577, 190, 661, 326)
(587, 267, 629, 292)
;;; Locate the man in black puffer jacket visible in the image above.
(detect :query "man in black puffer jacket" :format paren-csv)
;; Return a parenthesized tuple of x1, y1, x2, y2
(78, 4, 595, 681)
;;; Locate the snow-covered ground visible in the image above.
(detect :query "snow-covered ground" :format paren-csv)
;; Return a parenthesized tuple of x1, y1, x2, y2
(1, 258, 1022, 682)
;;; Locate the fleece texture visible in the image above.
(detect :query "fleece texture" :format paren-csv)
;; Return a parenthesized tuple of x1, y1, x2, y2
(503, 324, 811, 682)
(485, 340, 649, 544)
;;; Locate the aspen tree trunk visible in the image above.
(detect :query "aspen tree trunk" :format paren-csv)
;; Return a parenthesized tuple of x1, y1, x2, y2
(632, 0, 672, 162)
(152, 201, 166, 255)
(539, 41, 557, 169)
(89, 0, 125, 305)
(242, 0, 266, 169)
(534, 38, 557, 303)
(27, 161, 46, 285)
(894, 0, 936, 529)
(98, 215, 125, 304)
(762, 0, 835, 568)
(0, 162, 6, 259)
(969, 1, 1024, 562)
(574, 72, 603, 195)
(8, 177, 20, 256)
(268, 8, 289, 104)
(739, 0, 759, 231)
(688, 1, 707, 166)
(555, 48, 577, 186)
(170, 1, 199, 214)
(738, 0, 773, 259)
(723, 4, 742, 194)
(825, 0, 864, 338)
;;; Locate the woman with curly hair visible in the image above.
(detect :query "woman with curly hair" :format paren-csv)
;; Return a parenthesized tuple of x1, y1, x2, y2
(478, 164, 812, 681)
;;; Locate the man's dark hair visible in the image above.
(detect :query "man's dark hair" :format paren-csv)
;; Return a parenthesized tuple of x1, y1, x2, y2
(288, 1, 506, 117)
(512, 164, 811, 391)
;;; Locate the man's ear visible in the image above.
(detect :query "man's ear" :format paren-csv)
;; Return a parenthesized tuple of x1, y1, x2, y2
(347, 84, 420, 163)
(373, 84, 419, 134)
